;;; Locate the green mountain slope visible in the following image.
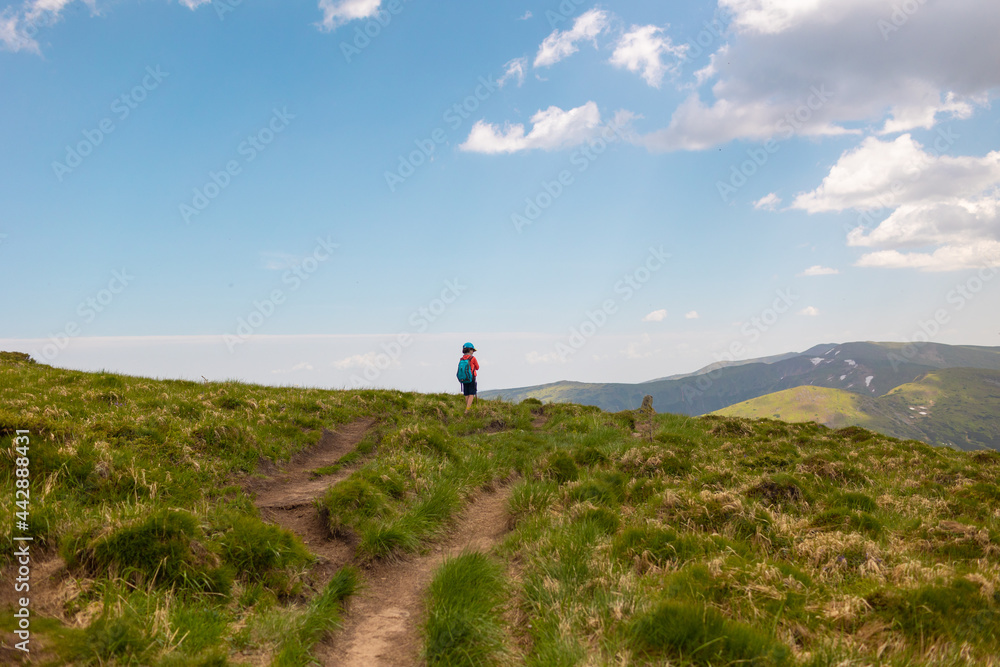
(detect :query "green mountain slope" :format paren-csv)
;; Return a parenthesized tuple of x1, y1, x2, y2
(712, 385, 877, 429)
(482, 342, 1000, 416)
(714, 367, 1000, 450)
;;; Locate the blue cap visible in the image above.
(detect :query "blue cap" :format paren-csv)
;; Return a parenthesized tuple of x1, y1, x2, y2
(463, 342, 476, 351)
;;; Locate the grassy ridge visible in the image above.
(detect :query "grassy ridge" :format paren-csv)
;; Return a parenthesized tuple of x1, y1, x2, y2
(0, 352, 518, 664)
(493, 413, 1000, 665)
(4, 352, 1000, 665)
(0, 352, 548, 664)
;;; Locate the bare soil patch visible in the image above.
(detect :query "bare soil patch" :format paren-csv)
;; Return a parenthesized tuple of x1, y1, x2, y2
(531, 413, 549, 429)
(319, 484, 513, 667)
(249, 419, 374, 509)
(249, 419, 374, 577)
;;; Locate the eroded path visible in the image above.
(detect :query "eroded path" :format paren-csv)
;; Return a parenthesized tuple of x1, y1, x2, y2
(248, 418, 374, 578)
(319, 485, 513, 667)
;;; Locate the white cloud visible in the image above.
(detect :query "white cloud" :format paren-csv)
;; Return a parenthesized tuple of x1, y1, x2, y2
(854, 243, 1000, 272)
(621, 339, 655, 360)
(642, 309, 667, 322)
(754, 193, 781, 211)
(518, 10, 532, 21)
(526, 350, 565, 365)
(794, 135, 1000, 213)
(317, 0, 382, 31)
(799, 265, 839, 276)
(271, 362, 315, 375)
(720, 0, 831, 35)
(685, 311, 700, 320)
(26, 0, 84, 21)
(792, 134, 1000, 271)
(0, 10, 38, 53)
(849, 202, 1000, 271)
(800, 306, 820, 316)
(334, 352, 389, 370)
(609, 25, 686, 88)
(1, 0, 97, 53)
(498, 57, 527, 89)
(460, 102, 602, 154)
(3, 0, 382, 50)
(642, 94, 855, 151)
(534, 9, 608, 68)
(848, 200, 1000, 250)
(643, 0, 1000, 150)
(880, 92, 977, 135)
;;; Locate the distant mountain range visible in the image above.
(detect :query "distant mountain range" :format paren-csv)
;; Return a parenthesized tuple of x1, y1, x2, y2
(482, 342, 1000, 450)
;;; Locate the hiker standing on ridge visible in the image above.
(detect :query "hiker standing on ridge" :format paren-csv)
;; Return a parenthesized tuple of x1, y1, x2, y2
(457, 342, 479, 412)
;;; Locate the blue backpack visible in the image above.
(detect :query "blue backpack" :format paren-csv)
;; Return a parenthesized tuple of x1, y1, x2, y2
(457, 357, 475, 383)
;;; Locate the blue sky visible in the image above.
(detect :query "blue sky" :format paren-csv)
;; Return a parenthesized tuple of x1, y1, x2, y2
(2, 0, 999, 393)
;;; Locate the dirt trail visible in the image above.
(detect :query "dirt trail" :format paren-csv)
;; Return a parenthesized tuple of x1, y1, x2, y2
(249, 419, 374, 577)
(530, 412, 549, 429)
(319, 485, 513, 667)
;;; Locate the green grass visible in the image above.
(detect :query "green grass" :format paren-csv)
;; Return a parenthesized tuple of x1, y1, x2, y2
(6, 353, 1000, 665)
(272, 566, 359, 666)
(62, 508, 233, 594)
(628, 598, 791, 666)
(423, 552, 509, 666)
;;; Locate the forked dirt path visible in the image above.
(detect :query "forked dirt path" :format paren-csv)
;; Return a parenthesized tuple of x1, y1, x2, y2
(248, 418, 374, 579)
(318, 484, 513, 667)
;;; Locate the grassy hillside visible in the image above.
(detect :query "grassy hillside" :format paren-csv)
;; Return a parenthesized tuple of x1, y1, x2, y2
(482, 342, 1000, 415)
(878, 368, 1000, 450)
(715, 368, 1000, 451)
(714, 385, 877, 429)
(4, 352, 1000, 665)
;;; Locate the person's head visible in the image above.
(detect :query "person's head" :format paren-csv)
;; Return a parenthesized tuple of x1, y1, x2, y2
(463, 342, 476, 354)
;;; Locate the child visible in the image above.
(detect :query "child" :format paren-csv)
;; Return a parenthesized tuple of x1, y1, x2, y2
(457, 342, 479, 412)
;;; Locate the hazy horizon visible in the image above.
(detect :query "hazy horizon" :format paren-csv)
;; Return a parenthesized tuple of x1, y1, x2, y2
(3, 336, 1000, 396)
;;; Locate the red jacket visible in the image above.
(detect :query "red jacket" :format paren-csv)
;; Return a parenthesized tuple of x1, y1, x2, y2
(462, 354, 479, 377)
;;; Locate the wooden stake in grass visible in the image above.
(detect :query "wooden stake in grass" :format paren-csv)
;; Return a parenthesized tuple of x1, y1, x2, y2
(641, 394, 655, 442)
